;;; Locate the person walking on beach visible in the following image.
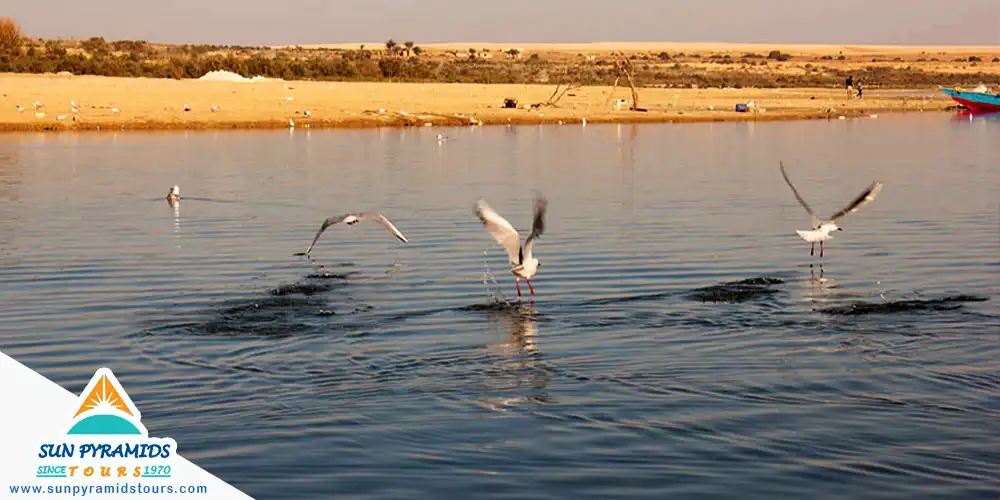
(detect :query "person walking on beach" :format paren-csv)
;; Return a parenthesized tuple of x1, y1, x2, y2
(856, 79, 863, 99)
(845, 75, 854, 98)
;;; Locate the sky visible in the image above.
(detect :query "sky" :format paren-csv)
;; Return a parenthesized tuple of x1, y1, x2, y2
(7, 0, 1000, 46)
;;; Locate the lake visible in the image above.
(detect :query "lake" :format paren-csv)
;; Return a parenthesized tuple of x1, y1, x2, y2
(1, 113, 998, 499)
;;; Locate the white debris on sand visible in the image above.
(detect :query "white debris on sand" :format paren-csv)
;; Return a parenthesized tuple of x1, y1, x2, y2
(198, 70, 249, 82)
(198, 70, 283, 83)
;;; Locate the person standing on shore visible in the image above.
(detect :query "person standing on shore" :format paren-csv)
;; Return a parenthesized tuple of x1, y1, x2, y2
(845, 75, 854, 97)
(856, 79, 863, 99)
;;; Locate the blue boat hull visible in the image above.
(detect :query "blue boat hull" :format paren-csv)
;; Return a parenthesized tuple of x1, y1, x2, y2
(942, 88, 1000, 113)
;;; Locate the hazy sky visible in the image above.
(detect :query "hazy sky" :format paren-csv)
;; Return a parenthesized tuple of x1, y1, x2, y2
(8, 0, 1000, 46)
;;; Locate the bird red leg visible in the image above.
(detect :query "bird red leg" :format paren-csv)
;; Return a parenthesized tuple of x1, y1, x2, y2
(527, 279, 535, 296)
(515, 279, 522, 297)
(820, 241, 824, 258)
(811, 243, 815, 256)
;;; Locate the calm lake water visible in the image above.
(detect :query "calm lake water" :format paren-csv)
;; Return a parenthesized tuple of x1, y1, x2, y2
(1, 113, 998, 499)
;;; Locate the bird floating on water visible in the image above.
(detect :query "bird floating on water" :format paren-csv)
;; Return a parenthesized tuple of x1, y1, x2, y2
(297, 212, 408, 257)
(779, 161, 883, 258)
(165, 185, 180, 202)
(474, 194, 548, 297)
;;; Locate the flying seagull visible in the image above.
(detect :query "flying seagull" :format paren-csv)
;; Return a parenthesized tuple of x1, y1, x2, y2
(165, 185, 180, 202)
(779, 161, 883, 258)
(298, 212, 408, 256)
(474, 194, 548, 297)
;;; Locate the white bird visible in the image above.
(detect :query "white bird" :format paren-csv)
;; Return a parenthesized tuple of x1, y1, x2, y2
(289, 119, 295, 128)
(304, 110, 311, 117)
(165, 185, 180, 202)
(209, 105, 218, 112)
(779, 161, 883, 258)
(183, 104, 191, 112)
(15, 105, 23, 112)
(299, 212, 408, 256)
(474, 194, 548, 297)
(33, 101, 42, 110)
(437, 133, 449, 144)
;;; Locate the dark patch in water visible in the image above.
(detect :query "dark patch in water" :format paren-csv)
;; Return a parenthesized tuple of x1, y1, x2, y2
(269, 283, 335, 296)
(132, 273, 367, 340)
(305, 272, 355, 280)
(583, 291, 675, 306)
(459, 302, 523, 312)
(686, 277, 785, 303)
(818, 295, 989, 315)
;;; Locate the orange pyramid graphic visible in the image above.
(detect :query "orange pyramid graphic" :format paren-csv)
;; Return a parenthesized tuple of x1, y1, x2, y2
(73, 374, 134, 418)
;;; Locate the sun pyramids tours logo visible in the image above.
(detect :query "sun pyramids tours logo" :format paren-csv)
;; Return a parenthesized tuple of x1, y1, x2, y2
(34, 367, 177, 482)
(68, 368, 148, 435)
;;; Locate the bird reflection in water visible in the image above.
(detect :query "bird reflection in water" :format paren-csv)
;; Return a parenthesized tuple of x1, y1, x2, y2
(479, 307, 551, 410)
(167, 197, 180, 233)
(805, 263, 846, 308)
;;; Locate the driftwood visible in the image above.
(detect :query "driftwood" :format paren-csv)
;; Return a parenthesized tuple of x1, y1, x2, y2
(607, 52, 647, 112)
(605, 75, 621, 107)
(533, 82, 581, 108)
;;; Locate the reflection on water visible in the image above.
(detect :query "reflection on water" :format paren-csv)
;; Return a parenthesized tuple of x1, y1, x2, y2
(0, 113, 998, 500)
(167, 198, 181, 233)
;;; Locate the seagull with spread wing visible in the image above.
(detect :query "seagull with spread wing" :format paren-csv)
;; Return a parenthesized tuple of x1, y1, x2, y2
(779, 161, 883, 258)
(474, 194, 548, 297)
(298, 212, 408, 256)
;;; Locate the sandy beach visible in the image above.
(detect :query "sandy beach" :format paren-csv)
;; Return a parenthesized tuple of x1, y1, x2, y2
(0, 72, 957, 133)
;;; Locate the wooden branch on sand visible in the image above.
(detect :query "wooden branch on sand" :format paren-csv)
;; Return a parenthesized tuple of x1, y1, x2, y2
(612, 52, 647, 112)
(533, 82, 582, 108)
(605, 76, 621, 107)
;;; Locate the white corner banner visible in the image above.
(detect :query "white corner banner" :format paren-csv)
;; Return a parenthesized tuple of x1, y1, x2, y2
(0, 351, 254, 499)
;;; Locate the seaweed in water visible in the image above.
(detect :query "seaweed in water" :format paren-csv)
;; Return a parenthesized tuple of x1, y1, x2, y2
(687, 277, 785, 303)
(818, 295, 989, 315)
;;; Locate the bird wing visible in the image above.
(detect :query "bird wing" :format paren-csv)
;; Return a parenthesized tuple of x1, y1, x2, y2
(474, 198, 523, 265)
(827, 181, 884, 223)
(357, 212, 409, 243)
(303, 214, 350, 255)
(302, 212, 409, 256)
(522, 194, 548, 261)
(779, 161, 820, 229)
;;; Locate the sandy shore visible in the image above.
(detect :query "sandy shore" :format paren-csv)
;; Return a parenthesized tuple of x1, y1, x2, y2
(0, 73, 957, 133)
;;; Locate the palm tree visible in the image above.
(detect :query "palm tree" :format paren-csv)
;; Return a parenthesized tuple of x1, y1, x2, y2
(385, 38, 398, 56)
(404, 41, 414, 57)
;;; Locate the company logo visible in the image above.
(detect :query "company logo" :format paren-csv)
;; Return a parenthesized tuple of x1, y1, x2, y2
(34, 368, 177, 482)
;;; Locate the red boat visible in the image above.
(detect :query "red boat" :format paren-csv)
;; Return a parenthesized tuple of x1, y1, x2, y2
(942, 88, 1000, 114)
